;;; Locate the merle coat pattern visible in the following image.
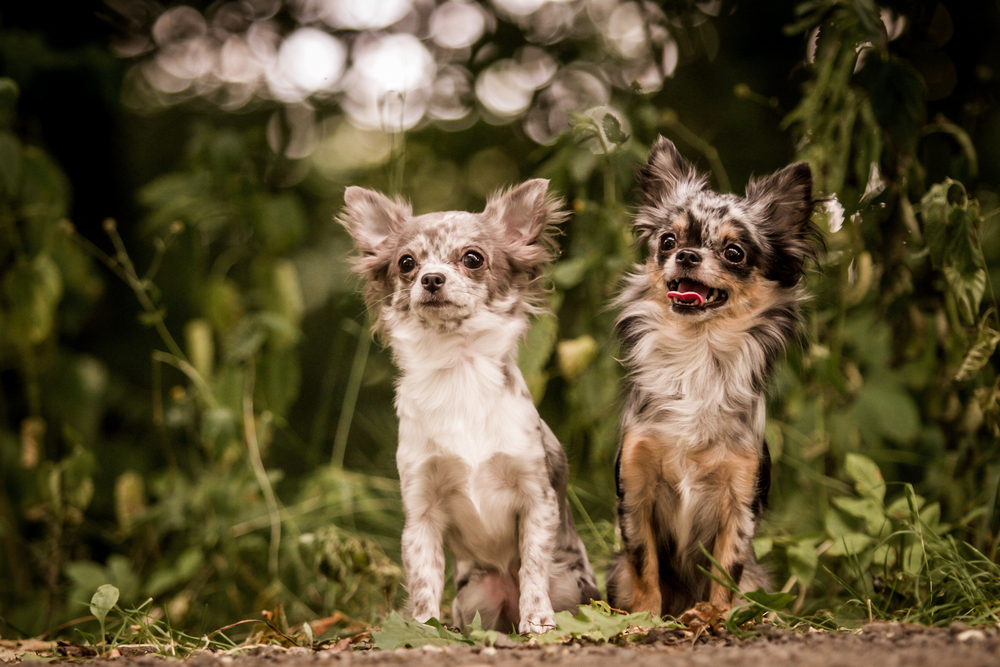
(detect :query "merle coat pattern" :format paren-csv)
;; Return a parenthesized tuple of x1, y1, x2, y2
(606, 137, 821, 617)
(340, 180, 599, 633)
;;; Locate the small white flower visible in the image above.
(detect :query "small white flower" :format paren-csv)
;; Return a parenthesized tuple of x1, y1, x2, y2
(824, 197, 845, 233)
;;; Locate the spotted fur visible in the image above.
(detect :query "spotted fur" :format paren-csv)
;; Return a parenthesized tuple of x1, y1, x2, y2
(607, 137, 821, 617)
(339, 180, 598, 634)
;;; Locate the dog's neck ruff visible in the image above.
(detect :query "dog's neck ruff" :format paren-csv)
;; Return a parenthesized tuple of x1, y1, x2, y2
(615, 270, 801, 451)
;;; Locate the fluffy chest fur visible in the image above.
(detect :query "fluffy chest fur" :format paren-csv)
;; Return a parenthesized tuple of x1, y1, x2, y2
(615, 272, 797, 455)
(392, 315, 549, 571)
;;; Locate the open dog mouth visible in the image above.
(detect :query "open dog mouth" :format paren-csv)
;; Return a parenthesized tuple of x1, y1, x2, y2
(666, 279, 728, 310)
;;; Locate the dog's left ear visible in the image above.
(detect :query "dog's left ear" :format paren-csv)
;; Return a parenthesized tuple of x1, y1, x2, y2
(340, 186, 412, 254)
(485, 178, 566, 277)
(486, 178, 562, 245)
(746, 162, 822, 285)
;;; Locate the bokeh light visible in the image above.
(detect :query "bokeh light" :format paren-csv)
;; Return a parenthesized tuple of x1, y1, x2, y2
(114, 0, 721, 153)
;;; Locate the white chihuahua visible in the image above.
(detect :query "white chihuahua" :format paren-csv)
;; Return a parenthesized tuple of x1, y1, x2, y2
(339, 179, 599, 633)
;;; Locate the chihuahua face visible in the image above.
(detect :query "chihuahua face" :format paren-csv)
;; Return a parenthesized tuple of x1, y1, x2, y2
(342, 181, 559, 342)
(629, 137, 818, 326)
(339, 180, 598, 634)
(607, 137, 821, 619)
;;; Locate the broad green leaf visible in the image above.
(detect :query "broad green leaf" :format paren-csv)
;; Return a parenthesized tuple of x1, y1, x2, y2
(89, 584, 119, 624)
(824, 532, 873, 557)
(3, 254, 63, 345)
(824, 507, 874, 556)
(902, 542, 926, 575)
(519, 311, 558, 403)
(370, 612, 471, 650)
(753, 536, 773, 560)
(844, 453, 885, 504)
(944, 266, 986, 325)
(786, 539, 819, 587)
(551, 255, 592, 290)
(954, 325, 1000, 382)
(602, 113, 630, 145)
(534, 601, 670, 645)
(832, 496, 886, 535)
(849, 379, 920, 444)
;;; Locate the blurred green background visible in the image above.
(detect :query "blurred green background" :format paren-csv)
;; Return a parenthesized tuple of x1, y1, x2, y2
(2, 0, 1000, 639)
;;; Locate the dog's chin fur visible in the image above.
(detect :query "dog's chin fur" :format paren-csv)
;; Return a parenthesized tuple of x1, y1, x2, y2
(339, 180, 599, 634)
(607, 137, 821, 618)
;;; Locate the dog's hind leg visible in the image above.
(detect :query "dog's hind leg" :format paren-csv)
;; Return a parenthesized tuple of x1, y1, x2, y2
(451, 564, 519, 631)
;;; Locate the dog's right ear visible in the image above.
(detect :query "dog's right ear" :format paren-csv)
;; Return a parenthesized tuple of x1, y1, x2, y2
(339, 186, 411, 254)
(637, 136, 700, 207)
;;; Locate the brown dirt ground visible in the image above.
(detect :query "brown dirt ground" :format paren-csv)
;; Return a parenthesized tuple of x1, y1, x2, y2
(4, 622, 1000, 667)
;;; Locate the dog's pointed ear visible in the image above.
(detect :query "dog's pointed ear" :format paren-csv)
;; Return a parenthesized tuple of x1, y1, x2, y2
(485, 178, 565, 245)
(637, 136, 700, 205)
(746, 161, 822, 285)
(339, 186, 411, 253)
(746, 161, 815, 234)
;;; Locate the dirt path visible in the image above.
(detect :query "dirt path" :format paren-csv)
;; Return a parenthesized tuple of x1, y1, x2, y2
(7, 622, 999, 667)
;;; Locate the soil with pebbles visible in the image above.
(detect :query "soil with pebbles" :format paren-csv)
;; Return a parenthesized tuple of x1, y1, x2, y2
(5, 622, 1000, 667)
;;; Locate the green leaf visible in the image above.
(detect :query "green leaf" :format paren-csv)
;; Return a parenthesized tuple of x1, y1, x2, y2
(551, 255, 592, 290)
(602, 113, 630, 146)
(944, 266, 986, 325)
(786, 539, 819, 587)
(954, 325, 999, 382)
(370, 613, 471, 650)
(844, 453, 885, 504)
(3, 254, 63, 345)
(849, 379, 921, 444)
(824, 507, 874, 556)
(89, 584, 119, 624)
(519, 311, 558, 402)
(832, 496, 887, 535)
(533, 601, 671, 644)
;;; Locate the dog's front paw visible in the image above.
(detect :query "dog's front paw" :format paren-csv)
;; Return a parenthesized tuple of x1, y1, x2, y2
(518, 613, 556, 634)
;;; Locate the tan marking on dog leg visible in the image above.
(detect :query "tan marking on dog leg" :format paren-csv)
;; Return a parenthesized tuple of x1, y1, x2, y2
(703, 452, 759, 611)
(618, 431, 665, 615)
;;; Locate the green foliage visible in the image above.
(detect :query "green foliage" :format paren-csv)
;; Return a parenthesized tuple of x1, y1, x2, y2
(531, 602, 675, 645)
(370, 602, 677, 649)
(4, 0, 1000, 642)
(370, 613, 475, 650)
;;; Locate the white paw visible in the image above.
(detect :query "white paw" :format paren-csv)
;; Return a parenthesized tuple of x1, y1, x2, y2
(519, 614, 556, 634)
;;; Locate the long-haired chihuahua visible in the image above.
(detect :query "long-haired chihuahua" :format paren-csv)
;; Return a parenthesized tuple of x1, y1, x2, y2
(606, 137, 821, 617)
(339, 180, 599, 633)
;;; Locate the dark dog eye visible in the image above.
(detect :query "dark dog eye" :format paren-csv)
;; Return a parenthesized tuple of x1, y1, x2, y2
(659, 233, 676, 252)
(398, 255, 416, 273)
(462, 250, 484, 269)
(723, 245, 745, 263)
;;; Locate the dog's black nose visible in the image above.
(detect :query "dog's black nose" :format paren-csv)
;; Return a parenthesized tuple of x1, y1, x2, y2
(421, 272, 446, 293)
(675, 249, 702, 267)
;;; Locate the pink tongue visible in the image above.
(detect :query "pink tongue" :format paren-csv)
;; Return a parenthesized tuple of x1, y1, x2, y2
(667, 279, 708, 306)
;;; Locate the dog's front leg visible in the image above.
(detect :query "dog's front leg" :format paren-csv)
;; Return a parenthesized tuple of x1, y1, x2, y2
(706, 453, 759, 611)
(401, 518, 445, 623)
(617, 432, 663, 615)
(516, 486, 558, 633)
